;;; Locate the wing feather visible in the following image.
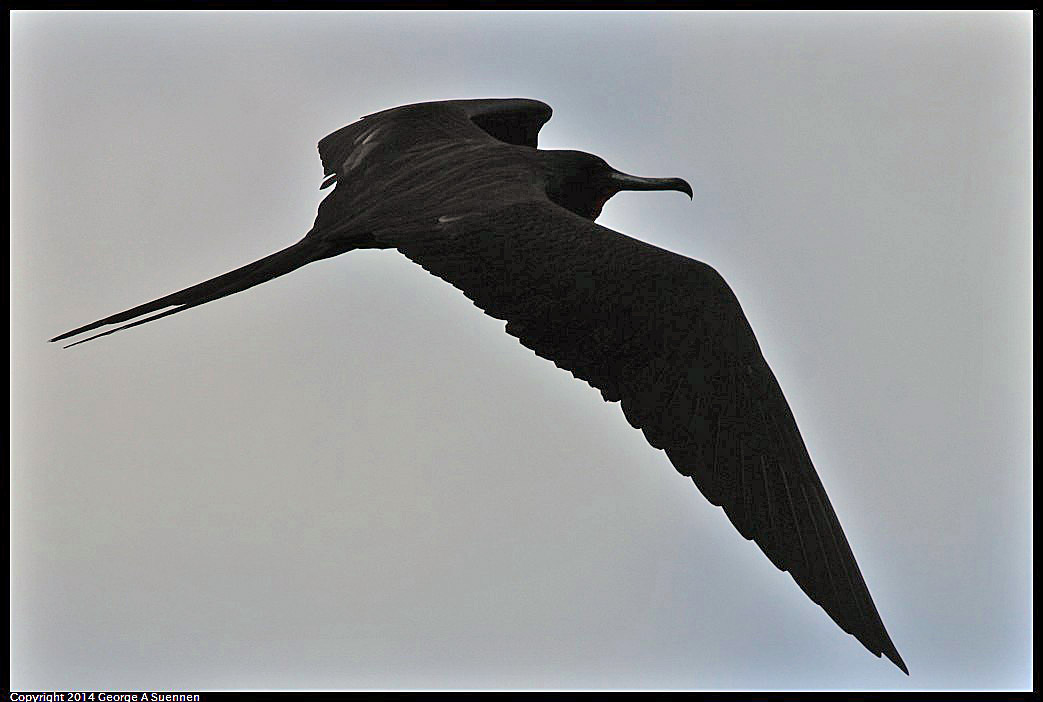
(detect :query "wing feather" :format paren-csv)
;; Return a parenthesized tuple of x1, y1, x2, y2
(317, 98, 552, 187)
(379, 201, 907, 673)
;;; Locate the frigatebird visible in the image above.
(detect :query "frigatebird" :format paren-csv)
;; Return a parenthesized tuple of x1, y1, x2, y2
(51, 97, 907, 674)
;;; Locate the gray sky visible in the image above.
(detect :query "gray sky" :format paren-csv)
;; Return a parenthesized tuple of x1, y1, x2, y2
(10, 10, 1032, 691)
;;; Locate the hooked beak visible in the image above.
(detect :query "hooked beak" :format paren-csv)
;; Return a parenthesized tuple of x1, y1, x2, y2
(610, 171, 693, 199)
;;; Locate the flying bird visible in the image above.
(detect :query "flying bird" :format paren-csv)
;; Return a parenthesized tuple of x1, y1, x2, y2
(51, 97, 906, 674)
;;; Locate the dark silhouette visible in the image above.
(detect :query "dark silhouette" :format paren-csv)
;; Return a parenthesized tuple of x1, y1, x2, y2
(52, 98, 906, 673)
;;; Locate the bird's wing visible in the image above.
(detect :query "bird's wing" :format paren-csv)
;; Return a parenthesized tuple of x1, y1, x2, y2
(316, 98, 552, 189)
(377, 200, 907, 673)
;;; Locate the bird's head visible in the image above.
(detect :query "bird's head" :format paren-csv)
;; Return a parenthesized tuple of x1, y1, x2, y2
(540, 150, 692, 220)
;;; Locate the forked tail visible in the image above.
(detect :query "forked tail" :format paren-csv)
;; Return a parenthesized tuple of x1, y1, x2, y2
(51, 237, 335, 348)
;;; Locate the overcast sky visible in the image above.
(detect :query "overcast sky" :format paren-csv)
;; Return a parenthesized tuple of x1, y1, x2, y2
(11, 10, 1032, 692)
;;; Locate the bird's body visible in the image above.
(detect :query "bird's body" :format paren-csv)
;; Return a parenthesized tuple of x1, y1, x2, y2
(52, 97, 906, 674)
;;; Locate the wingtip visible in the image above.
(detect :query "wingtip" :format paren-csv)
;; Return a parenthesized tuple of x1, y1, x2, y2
(886, 649, 910, 675)
(871, 635, 907, 674)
